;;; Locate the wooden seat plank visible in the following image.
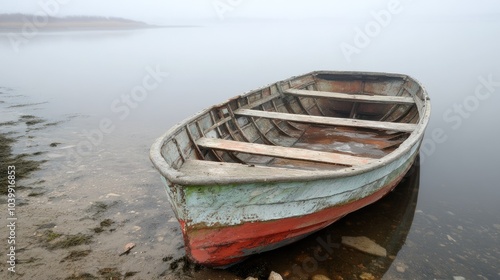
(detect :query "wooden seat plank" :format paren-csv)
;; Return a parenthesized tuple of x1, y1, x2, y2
(196, 137, 373, 166)
(235, 109, 417, 133)
(179, 160, 322, 179)
(285, 88, 415, 105)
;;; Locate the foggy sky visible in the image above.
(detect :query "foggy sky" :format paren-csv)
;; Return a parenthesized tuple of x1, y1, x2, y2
(2, 0, 500, 24)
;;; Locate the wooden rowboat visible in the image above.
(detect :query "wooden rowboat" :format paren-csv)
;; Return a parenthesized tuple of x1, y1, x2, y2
(150, 71, 431, 267)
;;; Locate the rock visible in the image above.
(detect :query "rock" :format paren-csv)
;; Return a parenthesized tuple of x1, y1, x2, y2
(395, 262, 408, 273)
(106, 193, 121, 197)
(312, 275, 331, 280)
(268, 271, 283, 280)
(359, 272, 375, 280)
(447, 235, 457, 242)
(119, 242, 136, 256)
(427, 214, 438, 221)
(341, 236, 387, 257)
(245, 277, 258, 280)
(453, 277, 465, 280)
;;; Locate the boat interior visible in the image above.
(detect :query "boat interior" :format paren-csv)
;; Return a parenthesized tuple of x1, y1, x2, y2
(159, 72, 426, 179)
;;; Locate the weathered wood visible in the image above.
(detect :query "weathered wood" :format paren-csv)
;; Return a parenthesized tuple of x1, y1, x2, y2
(235, 109, 417, 133)
(240, 93, 281, 109)
(180, 160, 320, 179)
(285, 88, 415, 105)
(196, 137, 373, 166)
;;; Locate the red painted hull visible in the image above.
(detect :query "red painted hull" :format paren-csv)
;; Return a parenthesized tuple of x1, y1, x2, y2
(179, 167, 410, 267)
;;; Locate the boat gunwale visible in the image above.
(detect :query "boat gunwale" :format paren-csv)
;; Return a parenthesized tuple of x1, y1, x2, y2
(149, 70, 431, 186)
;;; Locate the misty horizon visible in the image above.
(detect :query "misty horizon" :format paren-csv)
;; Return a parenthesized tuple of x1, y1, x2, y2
(2, 0, 500, 25)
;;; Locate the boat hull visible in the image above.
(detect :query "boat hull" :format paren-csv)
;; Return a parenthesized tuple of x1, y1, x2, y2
(150, 71, 431, 267)
(164, 139, 421, 267)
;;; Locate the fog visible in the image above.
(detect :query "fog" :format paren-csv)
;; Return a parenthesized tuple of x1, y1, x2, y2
(2, 0, 500, 24)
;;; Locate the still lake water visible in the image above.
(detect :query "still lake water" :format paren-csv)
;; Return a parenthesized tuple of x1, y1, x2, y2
(1, 17, 499, 279)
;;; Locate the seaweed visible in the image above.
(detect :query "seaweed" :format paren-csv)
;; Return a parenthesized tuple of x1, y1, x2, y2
(60, 250, 92, 262)
(0, 133, 44, 195)
(98, 267, 121, 279)
(42, 230, 93, 249)
(65, 273, 98, 280)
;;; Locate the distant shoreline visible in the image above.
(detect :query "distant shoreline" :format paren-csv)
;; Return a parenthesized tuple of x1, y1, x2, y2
(0, 14, 196, 32)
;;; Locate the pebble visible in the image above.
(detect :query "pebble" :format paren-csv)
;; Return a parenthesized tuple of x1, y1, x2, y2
(427, 214, 438, 221)
(396, 263, 408, 273)
(341, 236, 387, 257)
(119, 242, 135, 256)
(359, 272, 375, 280)
(245, 277, 258, 280)
(268, 271, 283, 280)
(312, 275, 331, 280)
(447, 235, 457, 242)
(106, 193, 121, 197)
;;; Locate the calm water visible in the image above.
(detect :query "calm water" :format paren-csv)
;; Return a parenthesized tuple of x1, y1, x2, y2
(1, 17, 499, 279)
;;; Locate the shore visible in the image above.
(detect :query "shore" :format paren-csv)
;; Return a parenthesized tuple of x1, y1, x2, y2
(0, 14, 163, 33)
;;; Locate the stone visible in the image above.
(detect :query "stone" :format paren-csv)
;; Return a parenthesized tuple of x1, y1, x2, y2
(359, 272, 375, 280)
(312, 275, 331, 280)
(268, 271, 283, 280)
(119, 242, 135, 256)
(341, 236, 387, 257)
(245, 277, 258, 280)
(395, 262, 408, 273)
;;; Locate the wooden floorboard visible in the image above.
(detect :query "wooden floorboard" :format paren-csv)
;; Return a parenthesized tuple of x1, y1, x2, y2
(285, 88, 415, 105)
(235, 109, 417, 133)
(196, 137, 373, 166)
